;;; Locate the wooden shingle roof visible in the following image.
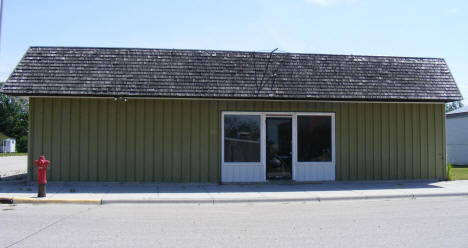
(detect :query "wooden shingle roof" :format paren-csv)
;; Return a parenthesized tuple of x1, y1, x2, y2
(1, 46, 463, 102)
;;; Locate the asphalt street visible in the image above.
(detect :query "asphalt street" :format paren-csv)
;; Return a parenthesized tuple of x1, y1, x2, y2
(2, 197, 468, 248)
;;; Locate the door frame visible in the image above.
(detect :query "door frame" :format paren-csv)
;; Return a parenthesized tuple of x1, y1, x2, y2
(221, 111, 336, 182)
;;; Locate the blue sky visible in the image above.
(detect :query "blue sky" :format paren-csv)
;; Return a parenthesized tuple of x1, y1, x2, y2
(1, 0, 466, 103)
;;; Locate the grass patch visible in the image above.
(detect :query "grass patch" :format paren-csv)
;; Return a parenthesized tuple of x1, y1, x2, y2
(447, 163, 453, 180)
(0, 153, 27, 157)
(452, 165, 468, 180)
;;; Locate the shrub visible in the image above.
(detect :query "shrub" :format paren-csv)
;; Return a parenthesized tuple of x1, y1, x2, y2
(16, 135, 28, 153)
(447, 163, 453, 180)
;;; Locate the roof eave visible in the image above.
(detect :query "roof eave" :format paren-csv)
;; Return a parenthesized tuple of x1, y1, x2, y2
(2, 91, 459, 103)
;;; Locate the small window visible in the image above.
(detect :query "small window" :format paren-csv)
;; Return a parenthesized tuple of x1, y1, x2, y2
(297, 115, 332, 162)
(224, 115, 261, 162)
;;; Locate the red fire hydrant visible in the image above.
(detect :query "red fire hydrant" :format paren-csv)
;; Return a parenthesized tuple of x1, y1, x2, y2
(34, 155, 50, 197)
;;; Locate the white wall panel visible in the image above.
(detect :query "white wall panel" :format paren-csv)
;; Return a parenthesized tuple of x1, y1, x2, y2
(446, 116, 468, 165)
(294, 164, 335, 181)
(221, 165, 266, 182)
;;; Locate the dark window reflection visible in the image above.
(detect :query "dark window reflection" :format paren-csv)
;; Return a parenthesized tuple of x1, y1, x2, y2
(224, 115, 260, 162)
(297, 116, 332, 162)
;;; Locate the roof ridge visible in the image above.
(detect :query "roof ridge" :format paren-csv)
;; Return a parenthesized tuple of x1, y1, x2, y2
(27, 46, 446, 60)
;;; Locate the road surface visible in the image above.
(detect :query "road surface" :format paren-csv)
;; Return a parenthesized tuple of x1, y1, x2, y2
(2, 197, 468, 247)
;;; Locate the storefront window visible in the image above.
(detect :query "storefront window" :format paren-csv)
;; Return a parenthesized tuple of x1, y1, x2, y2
(224, 115, 261, 162)
(297, 115, 332, 162)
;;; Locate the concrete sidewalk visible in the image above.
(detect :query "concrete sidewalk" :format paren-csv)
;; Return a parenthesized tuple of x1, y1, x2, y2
(1, 180, 468, 204)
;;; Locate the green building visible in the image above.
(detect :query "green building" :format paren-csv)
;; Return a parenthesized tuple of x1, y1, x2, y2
(1, 47, 463, 182)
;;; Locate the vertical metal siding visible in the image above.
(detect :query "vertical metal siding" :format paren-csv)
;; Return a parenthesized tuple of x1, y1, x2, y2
(107, 99, 117, 181)
(89, 99, 99, 181)
(340, 103, 350, 180)
(348, 103, 358, 180)
(364, 104, 373, 180)
(396, 104, 405, 179)
(381, 104, 390, 180)
(441, 105, 447, 178)
(28, 98, 447, 182)
(181, 101, 192, 182)
(97, 100, 108, 181)
(373, 104, 382, 179)
(357, 104, 366, 180)
(27, 98, 34, 181)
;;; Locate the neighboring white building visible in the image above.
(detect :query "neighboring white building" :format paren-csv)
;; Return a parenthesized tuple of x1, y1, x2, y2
(1, 138, 16, 153)
(446, 106, 468, 165)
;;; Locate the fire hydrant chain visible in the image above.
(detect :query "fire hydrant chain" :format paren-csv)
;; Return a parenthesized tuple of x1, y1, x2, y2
(34, 155, 50, 197)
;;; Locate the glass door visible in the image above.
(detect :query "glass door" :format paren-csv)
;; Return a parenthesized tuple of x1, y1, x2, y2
(266, 117, 292, 180)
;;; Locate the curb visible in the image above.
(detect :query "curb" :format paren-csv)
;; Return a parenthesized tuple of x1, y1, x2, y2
(411, 192, 468, 199)
(0, 197, 102, 205)
(101, 198, 215, 204)
(102, 192, 468, 204)
(2, 192, 468, 205)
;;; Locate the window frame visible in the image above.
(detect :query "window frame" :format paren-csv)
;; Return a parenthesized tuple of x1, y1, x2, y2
(221, 112, 265, 166)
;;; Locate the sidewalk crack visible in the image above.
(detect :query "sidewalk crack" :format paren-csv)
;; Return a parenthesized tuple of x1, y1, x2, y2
(200, 185, 215, 203)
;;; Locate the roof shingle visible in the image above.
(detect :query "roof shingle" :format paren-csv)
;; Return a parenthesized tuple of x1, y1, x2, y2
(1, 46, 463, 102)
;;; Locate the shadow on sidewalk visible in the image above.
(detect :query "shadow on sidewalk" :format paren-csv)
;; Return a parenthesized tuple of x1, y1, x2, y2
(0, 173, 27, 182)
(0, 180, 448, 194)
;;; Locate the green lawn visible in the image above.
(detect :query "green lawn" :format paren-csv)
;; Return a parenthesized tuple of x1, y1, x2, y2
(0, 153, 27, 157)
(452, 165, 468, 180)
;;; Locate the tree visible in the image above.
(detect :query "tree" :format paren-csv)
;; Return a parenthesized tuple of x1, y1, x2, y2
(0, 82, 29, 152)
(445, 101, 464, 113)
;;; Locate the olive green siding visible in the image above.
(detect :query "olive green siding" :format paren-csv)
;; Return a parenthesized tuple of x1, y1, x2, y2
(28, 98, 446, 182)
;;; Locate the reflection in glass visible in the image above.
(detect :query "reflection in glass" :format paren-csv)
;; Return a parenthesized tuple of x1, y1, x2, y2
(266, 118, 292, 179)
(224, 115, 260, 162)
